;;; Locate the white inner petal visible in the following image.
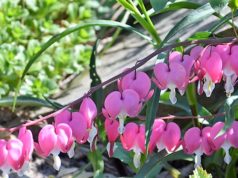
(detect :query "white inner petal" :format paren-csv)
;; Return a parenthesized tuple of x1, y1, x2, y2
(203, 75, 215, 97)
(197, 80, 202, 94)
(224, 75, 234, 96)
(133, 148, 141, 169)
(156, 141, 166, 153)
(17, 161, 30, 177)
(118, 114, 126, 134)
(194, 149, 203, 168)
(2, 172, 9, 178)
(106, 142, 110, 156)
(87, 124, 98, 149)
(53, 154, 61, 171)
(1, 164, 11, 178)
(169, 87, 177, 104)
(222, 142, 232, 164)
(67, 142, 75, 158)
(179, 89, 185, 96)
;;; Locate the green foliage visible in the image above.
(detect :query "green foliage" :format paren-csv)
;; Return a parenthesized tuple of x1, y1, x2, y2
(136, 150, 193, 178)
(188, 32, 212, 40)
(148, 1, 201, 16)
(87, 149, 104, 178)
(189, 167, 212, 178)
(225, 149, 238, 178)
(162, 3, 215, 44)
(209, 0, 229, 12)
(145, 84, 161, 151)
(229, 0, 238, 10)
(0, 0, 106, 98)
(0, 95, 53, 108)
(150, 0, 175, 12)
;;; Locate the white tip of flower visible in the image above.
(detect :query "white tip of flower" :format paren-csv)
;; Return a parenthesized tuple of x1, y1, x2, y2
(118, 117, 125, 134)
(106, 142, 110, 155)
(197, 81, 201, 94)
(87, 124, 97, 144)
(133, 151, 141, 169)
(203, 76, 215, 97)
(53, 155, 61, 171)
(156, 142, 165, 152)
(1, 168, 10, 178)
(169, 88, 177, 104)
(2, 173, 9, 178)
(106, 142, 117, 157)
(223, 144, 231, 164)
(179, 89, 185, 96)
(194, 150, 203, 168)
(225, 75, 234, 97)
(17, 161, 30, 177)
(87, 124, 98, 150)
(224, 152, 232, 164)
(67, 142, 75, 158)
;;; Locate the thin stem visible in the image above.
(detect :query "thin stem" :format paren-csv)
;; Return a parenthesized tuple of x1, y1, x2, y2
(138, 112, 225, 120)
(137, 0, 161, 44)
(1, 37, 236, 133)
(117, 0, 161, 44)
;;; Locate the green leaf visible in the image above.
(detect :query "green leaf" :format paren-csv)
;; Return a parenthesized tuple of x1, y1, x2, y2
(209, 10, 238, 33)
(136, 150, 193, 178)
(189, 167, 212, 178)
(229, 0, 238, 10)
(225, 149, 238, 178)
(148, 1, 201, 16)
(0, 96, 53, 108)
(145, 86, 161, 151)
(14, 20, 152, 108)
(90, 40, 103, 109)
(87, 149, 104, 178)
(20, 20, 152, 81)
(209, 0, 228, 12)
(162, 3, 215, 44)
(43, 96, 64, 109)
(216, 96, 238, 138)
(112, 142, 133, 165)
(150, 0, 172, 11)
(188, 31, 212, 40)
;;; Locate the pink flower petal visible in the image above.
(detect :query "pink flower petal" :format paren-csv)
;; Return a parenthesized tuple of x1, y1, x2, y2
(105, 118, 119, 143)
(7, 139, 24, 170)
(55, 123, 73, 153)
(104, 91, 123, 118)
(79, 97, 97, 127)
(205, 52, 223, 83)
(121, 71, 151, 100)
(38, 125, 57, 156)
(149, 119, 166, 153)
(122, 89, 140, 117)
(120, 122, 138, 151)
(69, 112, 88, 144)
(183, 127, 201, 154)
(162, 122, 181, 152)
(54, 109, 71, 125)
(154, 63, 169, 89)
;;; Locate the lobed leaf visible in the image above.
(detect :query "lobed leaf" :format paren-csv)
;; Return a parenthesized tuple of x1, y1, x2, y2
(189, 167, 212, 178)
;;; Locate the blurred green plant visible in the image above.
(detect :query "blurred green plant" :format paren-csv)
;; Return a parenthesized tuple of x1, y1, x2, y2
(0, 0, 112, 98)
